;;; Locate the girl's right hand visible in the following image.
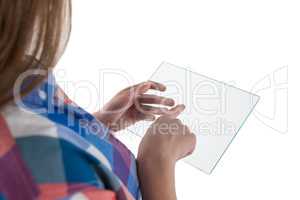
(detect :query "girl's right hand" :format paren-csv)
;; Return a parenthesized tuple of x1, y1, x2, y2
(137, 105, 196, 200)
(137, 104, 196, 166)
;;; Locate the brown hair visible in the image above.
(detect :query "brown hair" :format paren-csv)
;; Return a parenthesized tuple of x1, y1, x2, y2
(0, 0, 71, 106)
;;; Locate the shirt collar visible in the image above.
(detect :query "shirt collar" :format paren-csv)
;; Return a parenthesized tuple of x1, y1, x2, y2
(18, 73, 57, 111)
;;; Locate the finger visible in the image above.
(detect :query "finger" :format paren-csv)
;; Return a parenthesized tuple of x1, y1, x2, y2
(135, 81, 166, 94)
(144, 114, 156, 121)
(138, 94, 175, 106)
(164, 104, 185, 118)
(138, 105, 170, 115)
(146, 81, 166, 91)
(136, 112, 156, 121)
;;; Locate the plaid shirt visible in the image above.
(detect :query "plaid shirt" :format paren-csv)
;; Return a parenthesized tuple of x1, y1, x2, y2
(0, 74, 140, 200)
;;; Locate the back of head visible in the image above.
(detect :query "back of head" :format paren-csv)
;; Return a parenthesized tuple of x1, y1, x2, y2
(0, 0, 71, 107)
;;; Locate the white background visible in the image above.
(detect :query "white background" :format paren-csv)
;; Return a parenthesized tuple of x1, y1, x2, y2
(56, 0, 299, 199)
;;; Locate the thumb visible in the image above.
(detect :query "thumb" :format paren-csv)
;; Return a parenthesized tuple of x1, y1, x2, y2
(164, 104, 185, 118)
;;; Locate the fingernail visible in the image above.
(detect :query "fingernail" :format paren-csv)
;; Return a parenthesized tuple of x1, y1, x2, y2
(167, 98, 175, 105)
(179, 104, 186, 109)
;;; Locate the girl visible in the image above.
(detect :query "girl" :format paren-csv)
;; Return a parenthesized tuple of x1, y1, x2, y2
(0, 1, 196, 200)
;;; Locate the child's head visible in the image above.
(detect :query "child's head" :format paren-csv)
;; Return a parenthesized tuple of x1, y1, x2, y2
(0, 0, 72, 106)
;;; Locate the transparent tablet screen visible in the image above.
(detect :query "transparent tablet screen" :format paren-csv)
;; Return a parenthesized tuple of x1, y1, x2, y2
(128, 62, 259, 174)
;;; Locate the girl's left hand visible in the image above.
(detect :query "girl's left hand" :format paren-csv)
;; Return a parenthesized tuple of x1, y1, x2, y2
(93, 81, 181, 132)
